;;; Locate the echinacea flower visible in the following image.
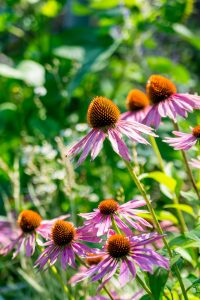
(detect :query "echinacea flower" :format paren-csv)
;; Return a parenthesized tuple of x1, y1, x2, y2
(34, 220, 100, 270)
(79, 198, 152, 236)
(121, 89, 150, 123)
(71, 232, 169, 289)
(190, 158, 200, 169)
(0, 210, 69, 257)
(163, 125, 200, 150)
(66, 96, 156, 165)
(143, 75, 200, 129)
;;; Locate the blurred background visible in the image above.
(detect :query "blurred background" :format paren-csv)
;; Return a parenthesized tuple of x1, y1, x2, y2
(0, 0, 200, 299)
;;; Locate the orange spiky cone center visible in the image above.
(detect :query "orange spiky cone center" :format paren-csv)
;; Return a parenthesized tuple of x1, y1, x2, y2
(98, 199, 118, 215)
(146, 75, 177, 104)
(107, 234, 131, 258)
(87, 96, 120, 129)
(18, 210, 42, 233)
(126, 89, 149, 111)
(192, 125, 200, 138)
(51, 220, 76, 246)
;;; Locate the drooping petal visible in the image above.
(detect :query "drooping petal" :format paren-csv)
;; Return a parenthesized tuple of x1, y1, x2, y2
(91, 131, 106, 160)
(119, 260, 130, 287)
(77, 129, 101, 166)
(107, 128, 130, 161)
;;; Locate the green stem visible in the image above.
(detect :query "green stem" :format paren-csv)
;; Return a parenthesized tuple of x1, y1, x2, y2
(173, 122, 200, 201)
(136, 274, 154, 299)
(149, 136, 187, 233)
(111, 216, 121, 234)
(124, 160, 188, 300)
(50, 265, 74, 300)
(149, 136, 165, 171)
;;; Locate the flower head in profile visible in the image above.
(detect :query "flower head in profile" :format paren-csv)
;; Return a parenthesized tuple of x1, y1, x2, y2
(34, 220, 100, 270)
(143, 75, 200, 129)
(121, 89, 150, 123)
(66, 96, 156, 166)
(163, 125, 200, 150)
(0, 210, 69, 257)
(71, 232, 169, 289)
(190, 158, 200, 169)
(79, 198, 152, 236)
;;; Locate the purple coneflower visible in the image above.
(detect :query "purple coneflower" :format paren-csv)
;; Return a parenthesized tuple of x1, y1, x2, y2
(163, 125, 200, 150)
(79, 198, 152, 236)
(34, 220, 100, 270)
(0, 210, 68, 257)
(190, 158, 200, 169)
(143, 75, 200, 129)
(121, 89, 150, 123)
(66, 96, 156, 165)
(71, 232, 169, 289)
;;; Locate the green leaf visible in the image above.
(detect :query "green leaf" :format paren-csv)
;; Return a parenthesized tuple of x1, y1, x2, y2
(170, 254, 181, 267)
(156, 210, 178, 224)
(185, 225, 200, 241)
(164, 204, 195, 217)
(140, 171, 176, 192)
(148, 268, 169, 300)
(146, 56, 190, 84)
(173, 24, 200, 50)
(186, 278, 200, 292)
(175, 247, 194, 266)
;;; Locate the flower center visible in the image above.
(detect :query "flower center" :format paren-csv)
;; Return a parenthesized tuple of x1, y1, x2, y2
(18, 210, 42, 233)
(126, 89, 149, 111)
(107, 234, 131, 258)
(51, 220, 76, 246)
(86, 253, 103, 266)
(98, 199, 118, 215)
(146, 75, 177, 104)
(192, 125, 200, 138)
(87, 96, 120, 129)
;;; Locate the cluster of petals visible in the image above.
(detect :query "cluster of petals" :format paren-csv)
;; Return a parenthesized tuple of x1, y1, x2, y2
(34, 222, 100, 270)
(163, 130, 198, 150)
(79, 198, 152, 236)
(143, 75, 200, 129)
(66, 96, 156, 165)
(72, 232, 169, 290)
(0, 211, 69, 257)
